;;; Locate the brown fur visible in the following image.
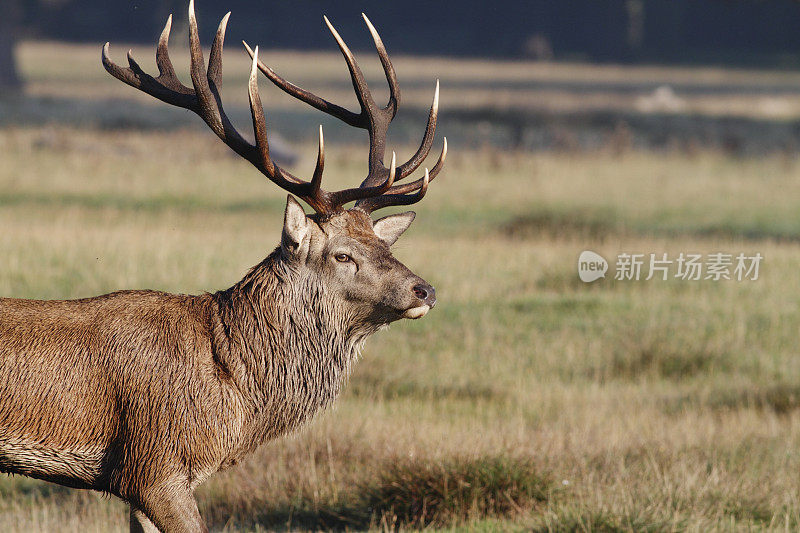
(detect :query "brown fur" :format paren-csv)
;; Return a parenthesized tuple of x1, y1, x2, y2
(0, 205, 435, 532)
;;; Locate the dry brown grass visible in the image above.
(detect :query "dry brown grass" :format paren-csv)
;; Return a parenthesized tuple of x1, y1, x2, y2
(1, 123, 800, 531)
(3, 42, 800, 531)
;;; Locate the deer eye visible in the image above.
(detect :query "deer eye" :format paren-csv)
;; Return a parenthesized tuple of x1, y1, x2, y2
(334, 253, 351, 263)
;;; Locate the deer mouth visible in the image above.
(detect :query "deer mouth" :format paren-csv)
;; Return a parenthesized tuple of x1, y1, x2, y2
(402, 305, 430, 319)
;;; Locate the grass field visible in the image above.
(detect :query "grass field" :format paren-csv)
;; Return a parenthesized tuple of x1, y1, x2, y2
(3, 43, 800, 532)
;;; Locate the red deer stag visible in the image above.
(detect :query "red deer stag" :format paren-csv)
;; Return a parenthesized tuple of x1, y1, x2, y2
(0, 2, 445, 531)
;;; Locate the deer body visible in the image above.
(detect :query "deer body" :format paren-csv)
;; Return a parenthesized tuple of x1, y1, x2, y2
(0, 247, 366, 496)
(0, 208, 437, 532)
(1, 2, 446, 530)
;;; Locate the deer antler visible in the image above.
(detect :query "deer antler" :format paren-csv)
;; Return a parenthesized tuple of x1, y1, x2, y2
(103, 1, 444, 214)
(245, 14, 446, 213)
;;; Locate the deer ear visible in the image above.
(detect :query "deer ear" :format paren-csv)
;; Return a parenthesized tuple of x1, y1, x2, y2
(372, 211, 416, 246)
(281, 195, 309, 257)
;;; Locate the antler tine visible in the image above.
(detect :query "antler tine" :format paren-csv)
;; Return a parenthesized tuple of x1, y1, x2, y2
(155, 15, 180, 82)
(396, 80, 439, 180)
(362, 13, 399, 117)
(247, 48, 331, 213)
(243, 42, 362, 128)
(187, 0, 223, 134)
(247, 45, 276, 177)
(247, 47, 311, 192)
(357, 167, 430, 213)
(323, 16, 376, 117)
(311, 125, 325, 197)
(207, 11, 231, 89)
(102, 18, 195, 109)
(367, 138, 447, 197)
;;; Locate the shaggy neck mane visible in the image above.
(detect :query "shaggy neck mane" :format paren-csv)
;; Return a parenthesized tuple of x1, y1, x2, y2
(210, 249, 374, 445)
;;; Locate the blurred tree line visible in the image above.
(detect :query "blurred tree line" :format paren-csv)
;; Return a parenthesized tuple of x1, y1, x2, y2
(4, 0, 800, 90)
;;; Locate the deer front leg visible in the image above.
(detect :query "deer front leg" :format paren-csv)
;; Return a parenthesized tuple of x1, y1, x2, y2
(131, 484, 208, 533)
(130, 507, 159, 533)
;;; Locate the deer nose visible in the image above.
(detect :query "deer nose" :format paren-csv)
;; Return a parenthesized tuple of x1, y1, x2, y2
(412, 283, 436, 308)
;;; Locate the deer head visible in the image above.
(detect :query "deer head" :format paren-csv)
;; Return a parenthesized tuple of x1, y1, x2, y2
(281, 198, 435, 322)
(102, 1, 445, 324)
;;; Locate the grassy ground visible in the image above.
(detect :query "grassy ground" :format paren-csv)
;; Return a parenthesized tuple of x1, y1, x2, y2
(2, 126, 800, 531)
(3, 43, 800, 531)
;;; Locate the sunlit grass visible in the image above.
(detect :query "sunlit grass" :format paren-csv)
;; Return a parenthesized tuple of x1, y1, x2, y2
(5, 36, 800, 531)
(2, 120, 800, 531)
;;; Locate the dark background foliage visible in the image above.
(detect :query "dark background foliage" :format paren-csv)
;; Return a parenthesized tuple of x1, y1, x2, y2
(14, 0, 800, 65)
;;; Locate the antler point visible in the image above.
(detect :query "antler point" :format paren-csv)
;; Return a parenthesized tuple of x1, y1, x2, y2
(387, 152, 397, 187)
(159, 15, 173, 44)
(219, 12, 231, 30)
(248, 46, 260, 83)
(101, 42, 112, 65)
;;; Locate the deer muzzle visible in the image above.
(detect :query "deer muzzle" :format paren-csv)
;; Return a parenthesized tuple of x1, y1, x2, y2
(403, 282, 436, 319)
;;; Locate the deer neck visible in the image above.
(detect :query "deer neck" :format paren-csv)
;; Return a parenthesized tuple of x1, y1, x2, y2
(212, 250, 372, 442)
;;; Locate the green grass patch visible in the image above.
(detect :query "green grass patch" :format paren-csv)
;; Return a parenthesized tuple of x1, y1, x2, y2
(530, 507, 688, 532)
(201, 455, 553, 531)
(502, 207, 621, 241)
(348, 376, 505, 403)
(360, 455, 553, 528)
(663, 382, 800, 415)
